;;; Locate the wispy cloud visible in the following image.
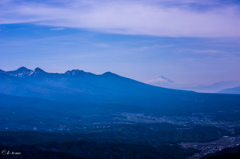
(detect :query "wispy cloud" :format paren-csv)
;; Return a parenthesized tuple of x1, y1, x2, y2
(180, 49, 223, 55)
(50, 28, 64, 31)
(0, 0, 240, 37)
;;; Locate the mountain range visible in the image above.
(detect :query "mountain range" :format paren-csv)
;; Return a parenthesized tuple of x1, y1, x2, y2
(0, 67, 190, 104)
(1, 67, 240, 114)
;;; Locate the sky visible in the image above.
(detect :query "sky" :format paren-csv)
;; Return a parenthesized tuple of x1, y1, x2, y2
(1, 0, 240, 86)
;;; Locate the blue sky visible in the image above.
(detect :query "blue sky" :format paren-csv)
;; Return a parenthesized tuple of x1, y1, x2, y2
(1, 0, 240, 86)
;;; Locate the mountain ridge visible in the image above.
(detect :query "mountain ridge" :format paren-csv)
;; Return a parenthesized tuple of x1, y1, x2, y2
(0, 67, 194, 105)
(218, 86, 240, 94)
(1, 67, 117, 78)
(1, 67, 240, 117)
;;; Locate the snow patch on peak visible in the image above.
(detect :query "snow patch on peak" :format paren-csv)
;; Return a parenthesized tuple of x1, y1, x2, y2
(146, 75, 174, 85)
(28, 67, 48, 77)
(7, 67, 33, 77)
(29, 71, 34, 76)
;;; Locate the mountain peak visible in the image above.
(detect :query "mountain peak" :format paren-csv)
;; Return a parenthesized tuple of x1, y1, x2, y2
(29, 67, 47, 77)
(145, 75, 174, 88)
(157, 75, 174, 83)
(17, 66, 29, 71)
(6, 67, 33, 77)
(65, 69, 86, 76)
(146, 75, 174, 84)
(102, 72, 117, 76)
(17, 66, 33, 73)
(34, 67, 45, 72)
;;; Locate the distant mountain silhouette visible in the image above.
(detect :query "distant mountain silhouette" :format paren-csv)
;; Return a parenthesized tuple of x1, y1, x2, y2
(146, 77, 240, 93)
(218, 86, 240, 94)
(190, 80, 240, 93)
(1, 67, 240, 110)
(146, 75, 174, 84)
(0, 67, 195, 104)
(0, 67, 176, 97)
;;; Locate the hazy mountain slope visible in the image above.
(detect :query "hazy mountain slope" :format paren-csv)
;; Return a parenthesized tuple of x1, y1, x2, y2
(218, 86, 240, 94)
(190, 81, 240, 93)
(0, 69, 5, 74)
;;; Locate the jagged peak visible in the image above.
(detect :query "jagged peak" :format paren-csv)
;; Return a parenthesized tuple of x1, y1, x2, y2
(65, 69, 86, 75)
(16, 67, 33, 73)
(27, 67, 47, 77)
(5, 67, 33, 77)
(34, 67, 46, 73)
(7, 67, 32, 73)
